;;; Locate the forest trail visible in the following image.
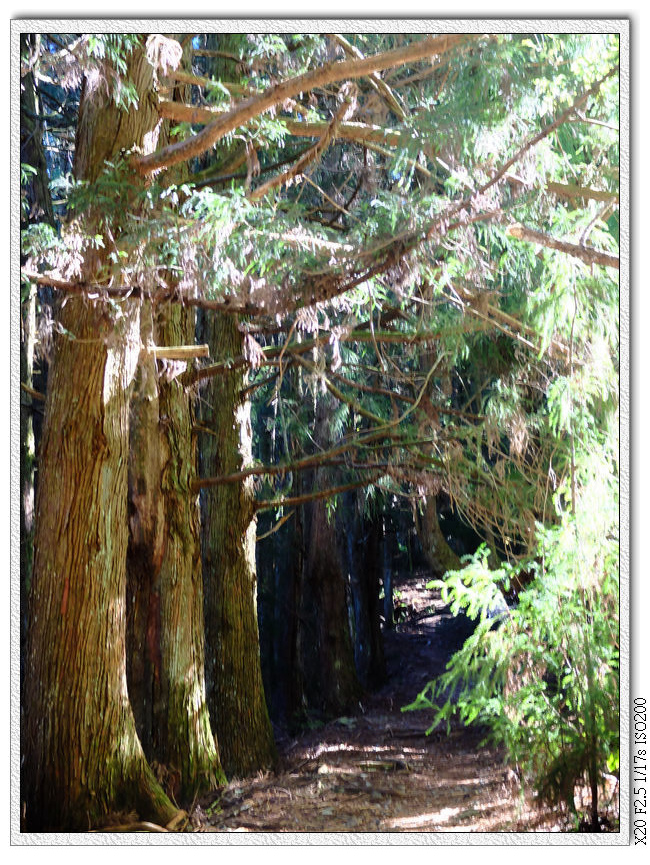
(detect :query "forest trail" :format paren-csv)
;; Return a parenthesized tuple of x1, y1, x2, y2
(193, 570, 565, 834)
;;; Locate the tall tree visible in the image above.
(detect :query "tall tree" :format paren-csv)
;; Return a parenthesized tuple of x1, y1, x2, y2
(20, 30, 620, 830)
(199, 311, 277, 776)
(194, 34, 277, 777)
(22, 36, 186, 831)
(125, 40, 226, 797)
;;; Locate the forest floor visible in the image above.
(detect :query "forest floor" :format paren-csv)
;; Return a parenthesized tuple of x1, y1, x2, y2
(189, 567, 612, 836)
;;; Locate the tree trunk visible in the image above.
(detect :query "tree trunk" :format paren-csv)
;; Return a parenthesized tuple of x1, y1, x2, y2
(299, 397, 363, 717)
(199, 312, 276, 777)
(22, 42, 180, 831)
(415, 495, 462, 578)
(126, 304, 166, 757)
(304, 494, 363, 716)
(22, 296, 178, 831)
(344, 493, 387, 689)
(154, 301, 226, 795)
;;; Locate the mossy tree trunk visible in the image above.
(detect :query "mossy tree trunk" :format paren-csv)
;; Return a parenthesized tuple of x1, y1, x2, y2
(22, 43, 180, 831)
(199, 312, 276, 777)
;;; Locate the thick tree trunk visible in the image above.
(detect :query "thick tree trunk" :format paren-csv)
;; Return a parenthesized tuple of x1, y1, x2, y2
(199, 312, 276, 777)
(22, 43, 180, 830)
(22, 297, 178, 831)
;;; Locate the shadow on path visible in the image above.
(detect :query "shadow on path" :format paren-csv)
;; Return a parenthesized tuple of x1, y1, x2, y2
(198, 569, 564, 833)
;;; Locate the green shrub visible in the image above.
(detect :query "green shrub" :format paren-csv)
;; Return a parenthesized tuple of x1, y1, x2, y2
(403, 511, 619, 829)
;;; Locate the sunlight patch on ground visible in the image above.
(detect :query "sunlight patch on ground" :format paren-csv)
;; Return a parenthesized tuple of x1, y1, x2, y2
(314, 742, 396, 756)
(383, 807, 461, 829)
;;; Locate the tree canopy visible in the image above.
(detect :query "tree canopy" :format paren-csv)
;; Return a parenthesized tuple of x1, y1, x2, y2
(18, 28, 621, 832)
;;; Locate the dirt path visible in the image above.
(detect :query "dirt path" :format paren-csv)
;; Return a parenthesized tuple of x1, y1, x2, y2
(189, 569, 568, 835)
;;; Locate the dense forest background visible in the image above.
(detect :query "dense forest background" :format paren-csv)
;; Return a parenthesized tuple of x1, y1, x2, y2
(16, 28, 621, 834)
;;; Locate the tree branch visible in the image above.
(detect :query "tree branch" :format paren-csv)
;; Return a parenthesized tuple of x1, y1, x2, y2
(253, 474, 384, 513)
(505, 222, 619, 269)
(166, 68, 251, 98)
(249, 83, 358, 202)
(546, 181, 619, 204)
(328, 34, 407, 121)
(147, 344, 209, 360)
(132, 34, 468, 175)
(158, 99, 411, 149)
(191, 426, 403, 492)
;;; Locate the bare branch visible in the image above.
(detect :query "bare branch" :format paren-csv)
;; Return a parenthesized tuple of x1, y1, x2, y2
(253, 475, 384, 513)
(166, 68, 251, 98)
(147, 344, 209, 360)
(191, 427, 401, 492)
(546, 181, 619, 204)
(158, 99, 411, 149)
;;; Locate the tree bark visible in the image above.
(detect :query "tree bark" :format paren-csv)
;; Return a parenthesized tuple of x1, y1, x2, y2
(303, 494, 363, 716)
(199, 312, 276, 777)
(415, 495, 462, 578)
(299, 398, 363, 717)
(343, 492, 387, 689)
(154, 301, 226, 795)
(22, 294, 178, 831)
(22, 42, 180, 831)
(126, 304, 166, 758)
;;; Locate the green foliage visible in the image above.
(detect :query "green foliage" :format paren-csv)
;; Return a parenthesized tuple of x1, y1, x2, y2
(83, 34, 141, 110)
(403, 471, 619, 824)
(21, 222, 60, 262)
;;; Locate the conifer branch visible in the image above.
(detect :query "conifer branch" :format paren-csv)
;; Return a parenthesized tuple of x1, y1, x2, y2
(505, 222, 619, 269)
(132, 34, 468, 175)
(253, 475, 385, 513)
(249, 83, 358, 202)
